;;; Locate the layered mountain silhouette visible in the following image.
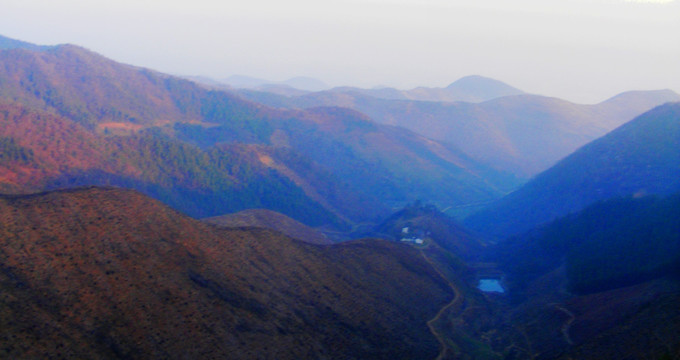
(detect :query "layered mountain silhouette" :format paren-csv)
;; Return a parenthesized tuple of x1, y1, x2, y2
(321, 75, 525, 103)
(231, 75, 525, 103)
(2, 34, 679, 359)
(223, 75, 329, 92)
(0, 36, 510, 227)
(466, 102, 680, 239)
(0, 186, 454, 359)
(238, 87, 679, 178)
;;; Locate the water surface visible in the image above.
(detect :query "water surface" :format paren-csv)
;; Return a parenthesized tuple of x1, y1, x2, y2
(478, 279, 504, 293)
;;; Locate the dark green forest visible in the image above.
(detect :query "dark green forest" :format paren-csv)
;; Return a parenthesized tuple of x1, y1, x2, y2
(495, 193, 680, 294)
(0, 137, 34, 164)
(46, 135, 343, 228)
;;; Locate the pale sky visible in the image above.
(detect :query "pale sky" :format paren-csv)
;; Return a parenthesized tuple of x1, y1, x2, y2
(1, 0, 679, 103)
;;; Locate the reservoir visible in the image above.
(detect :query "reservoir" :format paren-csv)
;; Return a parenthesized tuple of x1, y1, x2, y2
(478, 278, 504, 293)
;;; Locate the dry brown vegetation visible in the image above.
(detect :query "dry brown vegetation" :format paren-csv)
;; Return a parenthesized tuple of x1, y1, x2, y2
(0, 186, 454, 359)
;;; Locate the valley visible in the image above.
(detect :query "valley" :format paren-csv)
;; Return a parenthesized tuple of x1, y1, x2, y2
(0, 34, 678, 359)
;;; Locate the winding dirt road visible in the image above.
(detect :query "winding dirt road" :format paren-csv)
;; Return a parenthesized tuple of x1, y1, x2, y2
(420, 250, 463, 360)
(552, 304, 575, 345)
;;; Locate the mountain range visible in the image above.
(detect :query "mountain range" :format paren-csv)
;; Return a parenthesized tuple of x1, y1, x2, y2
(236, 83, 679, 178)
(1, 34, 679, 359)
(216, 74, 525, 103)
(0, 38, 513, 228)
(313, 75, 525, 103)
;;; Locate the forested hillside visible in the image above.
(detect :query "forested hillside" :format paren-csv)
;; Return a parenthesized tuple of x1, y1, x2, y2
(0, 41, 509, 227)
(0, 103, 343, 226)
(493, 194, 680, 293)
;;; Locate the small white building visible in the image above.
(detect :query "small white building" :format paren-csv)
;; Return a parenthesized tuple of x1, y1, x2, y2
(400, 237, 424, 245)
(402, 227, 409, 234)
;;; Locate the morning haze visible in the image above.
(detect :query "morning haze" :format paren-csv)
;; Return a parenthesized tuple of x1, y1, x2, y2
(2, 0, 678, 103)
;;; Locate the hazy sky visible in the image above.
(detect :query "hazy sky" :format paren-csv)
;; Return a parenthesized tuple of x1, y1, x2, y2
(2, 0, 679, 103)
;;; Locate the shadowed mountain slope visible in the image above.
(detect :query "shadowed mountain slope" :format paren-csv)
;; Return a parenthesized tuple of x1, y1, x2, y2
(476, 194, 680, 359)
(0, 186, 453, 359)
(466, 102, 680, 239)
(493, 194, 680, 294)
(204, 208, 332, 245)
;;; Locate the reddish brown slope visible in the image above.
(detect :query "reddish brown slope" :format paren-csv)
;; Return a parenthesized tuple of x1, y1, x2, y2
(0, 186, 453, 359)
(0, 45, 199, 126)
(0, 103, 113, 189)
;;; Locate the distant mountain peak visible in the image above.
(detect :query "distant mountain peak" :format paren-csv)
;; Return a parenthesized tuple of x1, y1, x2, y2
(445, 75, 525, 102)
(601, 89, 680, 105)
(446, 75, 501, 88)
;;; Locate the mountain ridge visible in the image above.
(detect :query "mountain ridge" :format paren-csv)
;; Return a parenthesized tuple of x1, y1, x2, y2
(465, 102, 680, 239)
(215, 74, 524, 103)
(204, 208, 333, 245)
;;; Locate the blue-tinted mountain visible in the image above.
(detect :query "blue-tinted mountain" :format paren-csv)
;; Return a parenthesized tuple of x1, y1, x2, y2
(465, 102, 680, 239)
(493, 194, 680, 293)
(479, 193, 680, 359)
